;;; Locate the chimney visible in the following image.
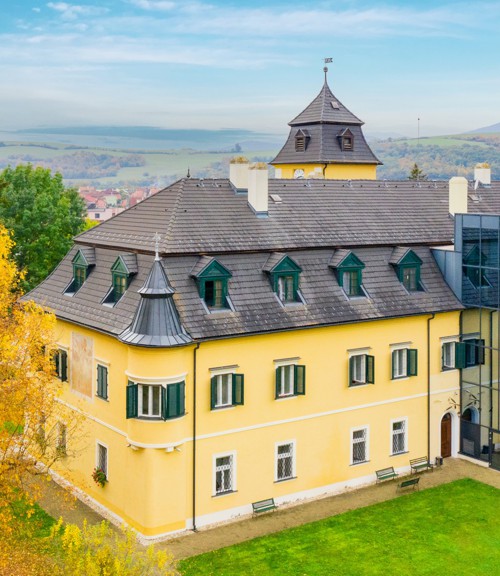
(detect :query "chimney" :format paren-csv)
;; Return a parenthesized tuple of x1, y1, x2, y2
(449, 176, 468, 216)
(474, 163, 491, 186)
(229, 156, 249, 192)
(248, 162, 269, 217)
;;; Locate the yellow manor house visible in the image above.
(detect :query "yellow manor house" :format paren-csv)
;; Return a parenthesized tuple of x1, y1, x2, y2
(27, 76, 500, 538)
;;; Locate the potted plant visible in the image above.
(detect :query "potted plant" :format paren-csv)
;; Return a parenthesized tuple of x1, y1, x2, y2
(92, 467, 107, 487)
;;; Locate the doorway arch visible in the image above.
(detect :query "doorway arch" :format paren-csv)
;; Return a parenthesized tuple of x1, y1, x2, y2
(462, 405, 479, 424)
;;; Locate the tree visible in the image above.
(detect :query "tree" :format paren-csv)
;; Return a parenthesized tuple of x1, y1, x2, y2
(0, 165, 86, 290)
(408, 163, 428, 181)
(49, 520, 178, 576)
(0, 226, 77, 531)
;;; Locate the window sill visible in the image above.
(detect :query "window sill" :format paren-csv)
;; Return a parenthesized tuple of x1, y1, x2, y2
(96, 395, 109, 402)
(274, 476, 297, 483)
(349, 382, 371, 388)
(211, 405, 236, 411)
(213, 490, 237, 498)
(441, 367, 457, 372)
(392, 376, 410, 381)
(390, 451, 409, 457)
(350, 460, 370, 466)
(275, 394, 298, 401)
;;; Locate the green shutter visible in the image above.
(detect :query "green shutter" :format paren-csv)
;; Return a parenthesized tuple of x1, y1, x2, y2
(161, 386, 167, 420)
(61, 351, 68, 382)
(477, 339, 485, 365)
(366, 355, 375, 384)
(97, 365, 108, 399)
(232, 374, 244, 405)
(391, 350, 397, 379)
(348, 356, 355, 386)
(275, 367, 282, 399)
(455, 342, 466, 369)
(165, 382, 185, 419)
(54, 351, 60, 376)
(294, 365, 306, 395)
(210, 376, 218, 410)
(408, 349, 418, 376)
(126, 382, 138, 419)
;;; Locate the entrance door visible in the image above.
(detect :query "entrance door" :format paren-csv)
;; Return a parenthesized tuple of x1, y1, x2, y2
(441, 413, 452, 458)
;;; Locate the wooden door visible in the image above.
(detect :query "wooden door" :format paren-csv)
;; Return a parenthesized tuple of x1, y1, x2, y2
(441, 413, 452, 458)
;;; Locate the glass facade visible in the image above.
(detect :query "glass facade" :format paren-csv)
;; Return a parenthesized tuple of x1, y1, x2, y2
(441, 214, 500, 469)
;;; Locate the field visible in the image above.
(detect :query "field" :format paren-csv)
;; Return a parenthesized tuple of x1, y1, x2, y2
(180, 478, 500, 576)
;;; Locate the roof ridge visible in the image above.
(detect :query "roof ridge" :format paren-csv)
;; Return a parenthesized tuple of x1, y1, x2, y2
(163, 178, 186, 252)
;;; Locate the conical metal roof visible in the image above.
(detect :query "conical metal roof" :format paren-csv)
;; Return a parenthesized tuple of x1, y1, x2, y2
(119, 258, 192, 347)
(289, 80, 363, 126)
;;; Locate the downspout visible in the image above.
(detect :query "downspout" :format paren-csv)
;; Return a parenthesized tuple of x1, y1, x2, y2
(489, 311, 494, 431)
(192, 342, 200, 532)
(322, 163, 328, 178)
(427, 313, 435, 463)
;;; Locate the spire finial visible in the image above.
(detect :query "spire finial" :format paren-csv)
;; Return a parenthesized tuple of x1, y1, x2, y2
(153, 232, 161, 261)
(323, 57, 332, 83)
(186, 167, 191, 178)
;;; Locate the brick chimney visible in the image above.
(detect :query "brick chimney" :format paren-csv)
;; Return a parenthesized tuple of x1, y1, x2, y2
(229, 156, 249, 192)
(248, 163, 269, 217)
(449, 176, 468, 216)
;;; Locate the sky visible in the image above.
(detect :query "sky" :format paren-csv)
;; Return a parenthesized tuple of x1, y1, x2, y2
(1, 0, 500, 137)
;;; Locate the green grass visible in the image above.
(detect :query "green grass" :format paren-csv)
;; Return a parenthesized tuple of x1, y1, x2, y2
(180, 479, 500, 576)
(10, 497, 57, 538)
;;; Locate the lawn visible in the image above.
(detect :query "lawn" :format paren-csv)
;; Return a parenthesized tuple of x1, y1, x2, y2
(180, 479, 500, 576)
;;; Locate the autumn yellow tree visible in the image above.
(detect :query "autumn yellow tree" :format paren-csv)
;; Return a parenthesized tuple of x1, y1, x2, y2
(0, 224, 76, 526)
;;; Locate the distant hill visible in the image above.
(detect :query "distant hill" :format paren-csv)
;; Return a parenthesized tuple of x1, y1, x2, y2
(12, 126, 284, 152)
(469, 123, 500, 134)
(373, 132, 500, 180)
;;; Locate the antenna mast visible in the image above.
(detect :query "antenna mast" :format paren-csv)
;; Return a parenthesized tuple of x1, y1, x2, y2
(323, 57, 332, 82)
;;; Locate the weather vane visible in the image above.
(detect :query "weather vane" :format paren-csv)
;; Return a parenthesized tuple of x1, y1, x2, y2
(323, 57, 333, 81)
(153, 232, 161, 261)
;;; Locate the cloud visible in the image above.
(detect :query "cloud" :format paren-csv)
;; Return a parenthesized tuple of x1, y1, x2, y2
(46, 2, 108, 20)
(32, 7, 41, 12)
(128, 0, 176, 10)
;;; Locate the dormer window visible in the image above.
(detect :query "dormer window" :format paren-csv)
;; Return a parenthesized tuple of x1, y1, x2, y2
(329, 250, 366, 298)
(103, 254, 137, 306)
(263, 253, 303, 305)
(294, 129, 310, 152)
(64, 248, 95, 295)
(338, 128, 354, 152)
(191, 257, 232, 312)
(390, 248, 424, 292)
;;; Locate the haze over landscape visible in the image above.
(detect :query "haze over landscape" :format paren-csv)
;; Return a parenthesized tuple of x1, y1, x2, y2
(1, 0, 500, 139)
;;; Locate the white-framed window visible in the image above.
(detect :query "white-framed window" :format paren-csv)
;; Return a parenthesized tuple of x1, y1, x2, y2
(138, 383, 162, 418)
(275, 441, 295, 481)
(213, 452, 236, 495)
(209, 370, 244, 410)
(391, 344, 418, 379)
(391, 418, 408, 455)
(274, 361, 306, 399)
(96, 441, 108, 477)
(351, 426, 369, 465)
(393, 348, 407, 378)
(348, 350, 375, 386)
(442, 341, 456, 370)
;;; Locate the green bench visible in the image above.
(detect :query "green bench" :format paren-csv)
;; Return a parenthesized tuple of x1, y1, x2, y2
(252, 498, 276, 514)
(410, 457, 434, 474)
(375, 467, 399, 483)
(397, 477, 420, 492)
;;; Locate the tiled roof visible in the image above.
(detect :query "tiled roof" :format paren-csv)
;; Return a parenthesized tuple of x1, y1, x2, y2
(271, 124, 382, 166)
(288, 80, 363, 126)
(75, 179, 500, 255)
(26, 246, 463, 342)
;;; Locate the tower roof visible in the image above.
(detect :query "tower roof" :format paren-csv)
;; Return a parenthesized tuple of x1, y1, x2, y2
(289, 80, 363, 126)
(119, 258, 192, 347)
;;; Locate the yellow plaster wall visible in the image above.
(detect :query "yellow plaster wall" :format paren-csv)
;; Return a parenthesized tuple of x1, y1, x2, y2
(274, 163, 377, 180)
(54, 309, 460, 536)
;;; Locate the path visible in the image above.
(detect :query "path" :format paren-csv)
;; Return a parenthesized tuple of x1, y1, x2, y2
(34, 457, 500, 560)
